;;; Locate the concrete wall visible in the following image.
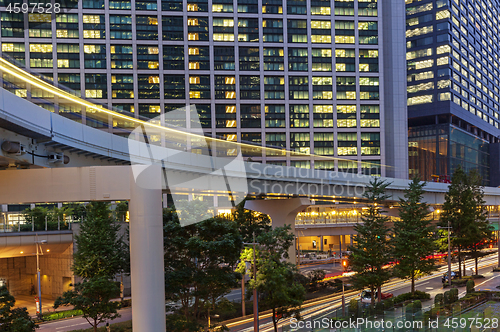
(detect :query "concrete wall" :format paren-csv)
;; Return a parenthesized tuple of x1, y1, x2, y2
(0, 244, 73, 298)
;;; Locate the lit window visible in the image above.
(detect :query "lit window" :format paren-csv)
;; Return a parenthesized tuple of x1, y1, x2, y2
(188, 33, 199, 40)
(436, 45, 451, 54)
(189, 91, 201, 98)
(189, 76, 200, 84)
(83, 30, 102, 39)
(148, 47, 159, 54)
(28, 13, 51, 22)
(225, 91, 236, 99)
(148, 76, 160, 83)
(188, 62, 200, 69)
(29, 44, 53, 53)
(436, 9, 451, 19)
(226, 105, 236, 113)
(437, 56, 449, 65)
(83, 15, 101, 23)
(225, 77, 236, 84)
(187, 4, 198, 11)
(226, 120, 237, 127)
(188, 18, 199, 26)
(188, 47, 199, 55)
(408, 94, 433, 105)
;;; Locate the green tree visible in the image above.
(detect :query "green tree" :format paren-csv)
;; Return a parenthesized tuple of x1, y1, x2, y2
(348, 178, 392, 305)
(22, 207, 48, 230)
(72, 202, 128, 279)
(392, 177, 437, 294)
(232, 199, 271, 243)
(0, 285, 38, 332)
(237, 225, 305, 332)
(114, 202, 128, 223)
(163, 205, 242, 325)
(440, 166, 493, 278)
(54, 277, 120, 332)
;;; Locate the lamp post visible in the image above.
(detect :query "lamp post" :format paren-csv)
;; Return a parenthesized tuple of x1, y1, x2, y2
(341, 278, 346, 316)
(34, 234, 47, 316)
(438, 221, 452, 287)
(243, 233, 259, 332)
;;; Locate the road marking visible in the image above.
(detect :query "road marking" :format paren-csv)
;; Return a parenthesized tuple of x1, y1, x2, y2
(426, 287, 434, 290)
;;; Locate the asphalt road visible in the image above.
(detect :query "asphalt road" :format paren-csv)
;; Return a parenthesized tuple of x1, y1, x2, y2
(228, 253, 500, 332)
(37, 308, 132, 332)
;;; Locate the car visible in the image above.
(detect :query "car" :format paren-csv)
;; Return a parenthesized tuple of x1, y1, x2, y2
(360, 290, 393, 303)
(442, 271, 458, 283)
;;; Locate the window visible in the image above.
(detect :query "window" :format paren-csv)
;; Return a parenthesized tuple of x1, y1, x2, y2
(337, 105, 357, 127)
(289, 48, 308, 71)
(2, 43, 25, 65)
(361, 133, 380, 155)
(188, 46, 210, 70)
(137, 45, 159, 69)
(312, 49, 332, 72)
(238, 18, 259, 42)
(288, 0, 307, 14)
(313, 105, 334, 128)
(262, 0, 283, 14)
(56, 14, 79, 38)
(358, 21, 378, 44)
(240, 76, 260, 99)
(57, 44, 80, 68)
(138, 75, 160, 99)
(264, 76, 285, 99)
(162, 17, 183, 40)
(187, 17, 209, 41)
(312, 77, 333, 100)
(111, 75, 134, 99)
(337, 133, 357, 156)
(164, 75, 185, 99)
(336, 49, 355, 72)
(336, 77, 356, 100)
(214, 46, 235, 70)
(290, 105, 309, 128)
(30, 44, 53, 68)
(240, 105, 261, 128)
(110, 45, 133, 69)
(83, 15, 105, 39)
(335, 21, 355, 44)
(359, 49, 378, 72)
(335, 0, 354, 16)
(359, 77, 379, 100)
(288, 20, 308, 43)
(239, 47, 259, 71)
(290, 132, 310, 154)
(163, 46, 184, 70)
(84, 44, 106, 69)
(189, 75, 210, 99)
(408, 94, 433, 105)
(359, 0, 377, 17)
(311, 21, 332, 43)
(360, 105, 379, 127)
(215, 105, 237, 128)
(263, 48, 284, 71)
(1, 13, 24, 37)
(85, 74, 107, 99)
(263, 19, 283, 43)
(137, 16, 159, 40)
(215, 76, 236, 99)
(265, 105, 285, 128)
(289, 76, 309, 99)
(314, 133, 334, 155)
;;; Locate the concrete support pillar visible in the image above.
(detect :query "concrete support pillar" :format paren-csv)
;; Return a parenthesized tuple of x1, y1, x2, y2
(320, 236, 324, 252)
(245, 198, 310, 264)
(129, 166, 166, 332)
(340, 235, 343, 256)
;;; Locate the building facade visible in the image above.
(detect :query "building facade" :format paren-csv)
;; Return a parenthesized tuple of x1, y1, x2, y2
(406, 0, 500, 185)
(0, 0, 407, 178)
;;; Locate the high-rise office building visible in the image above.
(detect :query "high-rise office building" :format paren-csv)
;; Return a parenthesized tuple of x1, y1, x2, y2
(406, 0, 500, 185)
(0, 0, 407, 178)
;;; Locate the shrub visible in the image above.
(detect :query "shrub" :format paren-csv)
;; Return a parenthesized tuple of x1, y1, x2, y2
(434, 293, 444, 306)
(405, 303, 414, 320)
(413, 300, 422, 311)
(393, 291, 430, 304)
(43, 309, 84, 321)
(348, 299, 358, 318)
(450, 288, 459, 303)
(375, 302, 384, 314)
(383, 297, 394, 310)
(466, 279, 475, 294)
(444, 291, 451, 305)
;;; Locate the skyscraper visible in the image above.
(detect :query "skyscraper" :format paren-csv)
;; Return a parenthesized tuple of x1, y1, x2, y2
(406, 0, 500, 185)
(0, 0, 407, 178)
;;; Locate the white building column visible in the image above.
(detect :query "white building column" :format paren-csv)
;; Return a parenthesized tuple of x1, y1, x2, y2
(129, 165, 166, 332)
(245, 198, 310, 264)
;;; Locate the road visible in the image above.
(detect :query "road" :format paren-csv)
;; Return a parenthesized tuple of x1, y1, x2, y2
(228, 253, 500, 332)
(37, 308, 132, 332)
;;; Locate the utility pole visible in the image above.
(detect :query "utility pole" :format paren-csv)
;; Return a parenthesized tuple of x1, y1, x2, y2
(241, 272, 245, 316)
(243, 234, 260, 331)
(252, 232, 259, 332)
(447, 219, 452, 287)
(35, 234, 46, 317)
(342, 278, 345, 316)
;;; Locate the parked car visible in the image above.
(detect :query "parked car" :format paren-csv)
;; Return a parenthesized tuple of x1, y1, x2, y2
(442, 271, 458, 283)
(360, 290, 393, 303)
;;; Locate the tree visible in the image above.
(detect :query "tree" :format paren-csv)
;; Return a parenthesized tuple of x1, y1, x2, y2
(440, 166, 494, 278)
(163, 204, 242, 326)
(54, 277, 120, 332)
(392, 177, 437, 294)
(72, 202, 128, 279)
(0, 286, 38, 332)
(348, 178, 392, 305)
(232, 199, 271, 243)
(54, 202, 128, 331)
(237, 225, 305, 332)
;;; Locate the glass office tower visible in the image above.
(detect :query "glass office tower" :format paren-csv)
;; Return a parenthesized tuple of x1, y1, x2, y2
(0, 0, 408, 178)
(406, 0, 500, 185)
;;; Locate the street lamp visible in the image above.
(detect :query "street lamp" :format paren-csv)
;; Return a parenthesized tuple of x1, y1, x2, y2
(437, 220, 452, 287)
(34, 234, 47, 317)
(243, 233, 259, 332)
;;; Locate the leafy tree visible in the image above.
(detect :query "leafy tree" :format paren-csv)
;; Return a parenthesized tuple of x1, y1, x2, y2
(440, 166, 493, 278)
(54, 277, 120, 332)
(114, 202, 128, 223)
(348, 178, 392, 305)
(392, 177, 437, 294)
(237, 225, 305, 332)
(164, 205, 242, 324)
(232, 199, 271, 243)
(72, 202, 128, 279)
(0, 286, 38, 332)
(54, 202, 128, 332)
